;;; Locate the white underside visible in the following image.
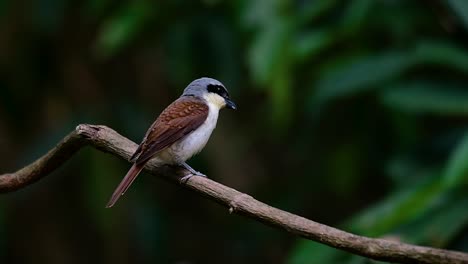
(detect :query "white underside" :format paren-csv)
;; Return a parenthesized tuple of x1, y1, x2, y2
(153, 101, 220, 165)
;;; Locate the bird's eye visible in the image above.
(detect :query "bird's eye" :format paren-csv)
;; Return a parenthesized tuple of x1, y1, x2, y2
(207, 84, 224, 95)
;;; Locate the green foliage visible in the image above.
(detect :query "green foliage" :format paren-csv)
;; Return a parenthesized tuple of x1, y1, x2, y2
(314, 52, 413, 103)
(447, 0, 468, 30)
(288, 241, 342, 264)
(444, 132, 468, 187)
(402, 195, 468, 246)
(293, 29, 335, 63)
(340, 0, 373, 34)
(382, 82, 468, 115)
(95, 1, 153, 58)
(1, 0, 468, 263)
(349, 175, 445, 236)
(414, 41, 468, 72)
(296, 0, 338, 25)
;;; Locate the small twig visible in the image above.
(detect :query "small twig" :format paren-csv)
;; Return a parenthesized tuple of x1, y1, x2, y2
(1, 124, 467, 264)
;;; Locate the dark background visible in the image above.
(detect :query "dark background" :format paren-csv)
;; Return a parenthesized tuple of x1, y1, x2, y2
(1, 0, 468, 263)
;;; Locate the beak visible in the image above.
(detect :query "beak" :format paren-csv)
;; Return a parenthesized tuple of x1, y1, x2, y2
(225, 98, 237, 110)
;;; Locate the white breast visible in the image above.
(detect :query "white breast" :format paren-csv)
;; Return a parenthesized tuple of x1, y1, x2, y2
(167, 102, 219, 162)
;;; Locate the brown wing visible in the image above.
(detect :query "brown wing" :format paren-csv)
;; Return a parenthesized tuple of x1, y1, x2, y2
(131, 96, 209, 165)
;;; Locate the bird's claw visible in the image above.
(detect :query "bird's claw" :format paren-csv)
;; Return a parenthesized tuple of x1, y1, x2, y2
(193, 170, 206, 177)
(179, 171, 206, 184)
(179, 162, 206, 183)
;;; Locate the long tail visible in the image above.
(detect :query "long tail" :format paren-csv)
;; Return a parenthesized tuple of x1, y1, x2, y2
(106, 163, 145, 208)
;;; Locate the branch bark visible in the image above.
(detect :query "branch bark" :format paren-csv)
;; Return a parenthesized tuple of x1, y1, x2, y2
(1, 124, 467, 264)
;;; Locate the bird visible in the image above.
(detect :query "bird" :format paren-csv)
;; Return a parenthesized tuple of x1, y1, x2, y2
(106, 77, 236, 208)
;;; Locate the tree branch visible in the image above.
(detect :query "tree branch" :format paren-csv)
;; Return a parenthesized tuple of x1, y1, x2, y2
(1, 124, 467, 264)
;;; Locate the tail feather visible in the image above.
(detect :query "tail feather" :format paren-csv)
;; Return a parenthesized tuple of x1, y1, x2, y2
(106, 163, 145, 208)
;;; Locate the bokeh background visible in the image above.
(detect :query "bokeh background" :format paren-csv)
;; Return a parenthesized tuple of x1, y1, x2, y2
(1, 0, 468, 263)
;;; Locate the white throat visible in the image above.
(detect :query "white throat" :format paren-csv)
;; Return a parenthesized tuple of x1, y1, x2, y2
(203, 92, 226, 110)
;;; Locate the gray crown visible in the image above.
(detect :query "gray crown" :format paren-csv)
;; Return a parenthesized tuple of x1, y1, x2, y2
(182, 77, 226, 97)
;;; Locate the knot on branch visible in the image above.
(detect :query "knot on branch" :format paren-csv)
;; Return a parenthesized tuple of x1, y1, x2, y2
(228, 193, 252, 214)
(75, 124, 102, 139)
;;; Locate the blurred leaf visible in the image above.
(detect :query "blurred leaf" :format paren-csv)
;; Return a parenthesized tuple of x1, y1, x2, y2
(244, 0, 295, 126)
(248, 18, 292, 86)
(293, 29, 336, 63)
(401, 196, 468, 247)
(414, 41, 468, 73)
(270, 65, 292, 127)
(287, 240, 346, 264)
(447, 0, 468, 30)
(310, 41, 468, 105)
(95, 1, 152, 59)
(444, 131, 468, 187)
(341, 0, 373, 34)
(240, 0, 279, 29)
(296, 0, 338, 26)
(381, 82, 468, 115)
(314, 52, 413, 103)
(348, 175, 445, 236)
(386, 155, 430, 186)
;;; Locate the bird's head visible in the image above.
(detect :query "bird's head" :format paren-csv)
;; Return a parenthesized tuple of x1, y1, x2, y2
(182, 77, 237, 110)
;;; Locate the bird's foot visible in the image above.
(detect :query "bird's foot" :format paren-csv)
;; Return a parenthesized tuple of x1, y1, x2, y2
(179, 162, 206, 183)
(179, 171, 206, 183)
